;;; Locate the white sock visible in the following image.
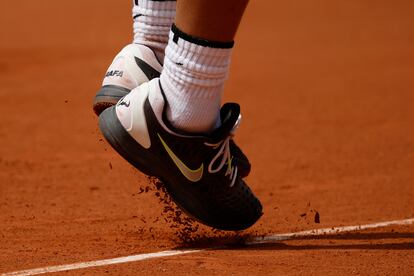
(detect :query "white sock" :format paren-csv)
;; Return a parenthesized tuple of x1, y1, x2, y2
(154, 24, 234, 133)
(132, 0, 176, 62)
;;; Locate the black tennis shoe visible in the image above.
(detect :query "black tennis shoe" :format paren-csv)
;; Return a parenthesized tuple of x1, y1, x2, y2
(98, 79, 262, 230)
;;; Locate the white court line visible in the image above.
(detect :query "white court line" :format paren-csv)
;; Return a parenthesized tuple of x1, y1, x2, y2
(2, 250, 201, 276)
(245, 218, 414, 245)
(3, 218, 413, 276)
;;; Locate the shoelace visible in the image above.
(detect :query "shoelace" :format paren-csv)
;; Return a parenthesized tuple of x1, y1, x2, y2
(206, 136, 238, 187)
(205, 115, 242, 187)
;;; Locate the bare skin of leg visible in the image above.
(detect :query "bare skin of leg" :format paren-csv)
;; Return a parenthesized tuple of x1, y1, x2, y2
(175, 0, 249, 42)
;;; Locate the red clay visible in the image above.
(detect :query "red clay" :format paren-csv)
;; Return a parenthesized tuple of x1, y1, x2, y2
(1, 0, 413, 274)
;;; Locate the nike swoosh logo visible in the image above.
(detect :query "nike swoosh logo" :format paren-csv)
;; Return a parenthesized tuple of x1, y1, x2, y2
(118, 100, 130, 107)
(157, 133, 203, 182)
(134, 57, 161, 81)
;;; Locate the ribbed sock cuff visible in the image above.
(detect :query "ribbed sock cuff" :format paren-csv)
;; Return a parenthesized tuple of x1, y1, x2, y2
(157, 25, 234, 132)
(162, 25, 233, 97)
(170, 24, 234, 49)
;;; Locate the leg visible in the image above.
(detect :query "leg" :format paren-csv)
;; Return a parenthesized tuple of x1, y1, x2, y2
(153, 0, 250, 133)
(175, 0, 249, 42)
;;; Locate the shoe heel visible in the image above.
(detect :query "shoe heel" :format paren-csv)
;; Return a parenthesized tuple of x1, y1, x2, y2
(93, 85, 130, 115)
(98, 106, 156, 177)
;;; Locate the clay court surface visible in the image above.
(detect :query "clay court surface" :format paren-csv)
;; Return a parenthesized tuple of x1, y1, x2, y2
(1, 0, 414, 275)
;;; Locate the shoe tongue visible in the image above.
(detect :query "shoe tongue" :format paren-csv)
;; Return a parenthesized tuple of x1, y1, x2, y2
(211, 103, 241, 141)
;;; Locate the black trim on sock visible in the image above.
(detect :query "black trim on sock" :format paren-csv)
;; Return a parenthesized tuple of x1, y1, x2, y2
(135, 0, 175, 4)
(171, 24, 234, 49)
(134, 0, 176, 8)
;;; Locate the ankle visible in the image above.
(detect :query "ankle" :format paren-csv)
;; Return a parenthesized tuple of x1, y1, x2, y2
(158, 24, 234, 133)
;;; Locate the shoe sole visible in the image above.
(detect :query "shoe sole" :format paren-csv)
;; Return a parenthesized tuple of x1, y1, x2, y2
(93, 85, 130, 116)
(99, 106, 255, 230)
